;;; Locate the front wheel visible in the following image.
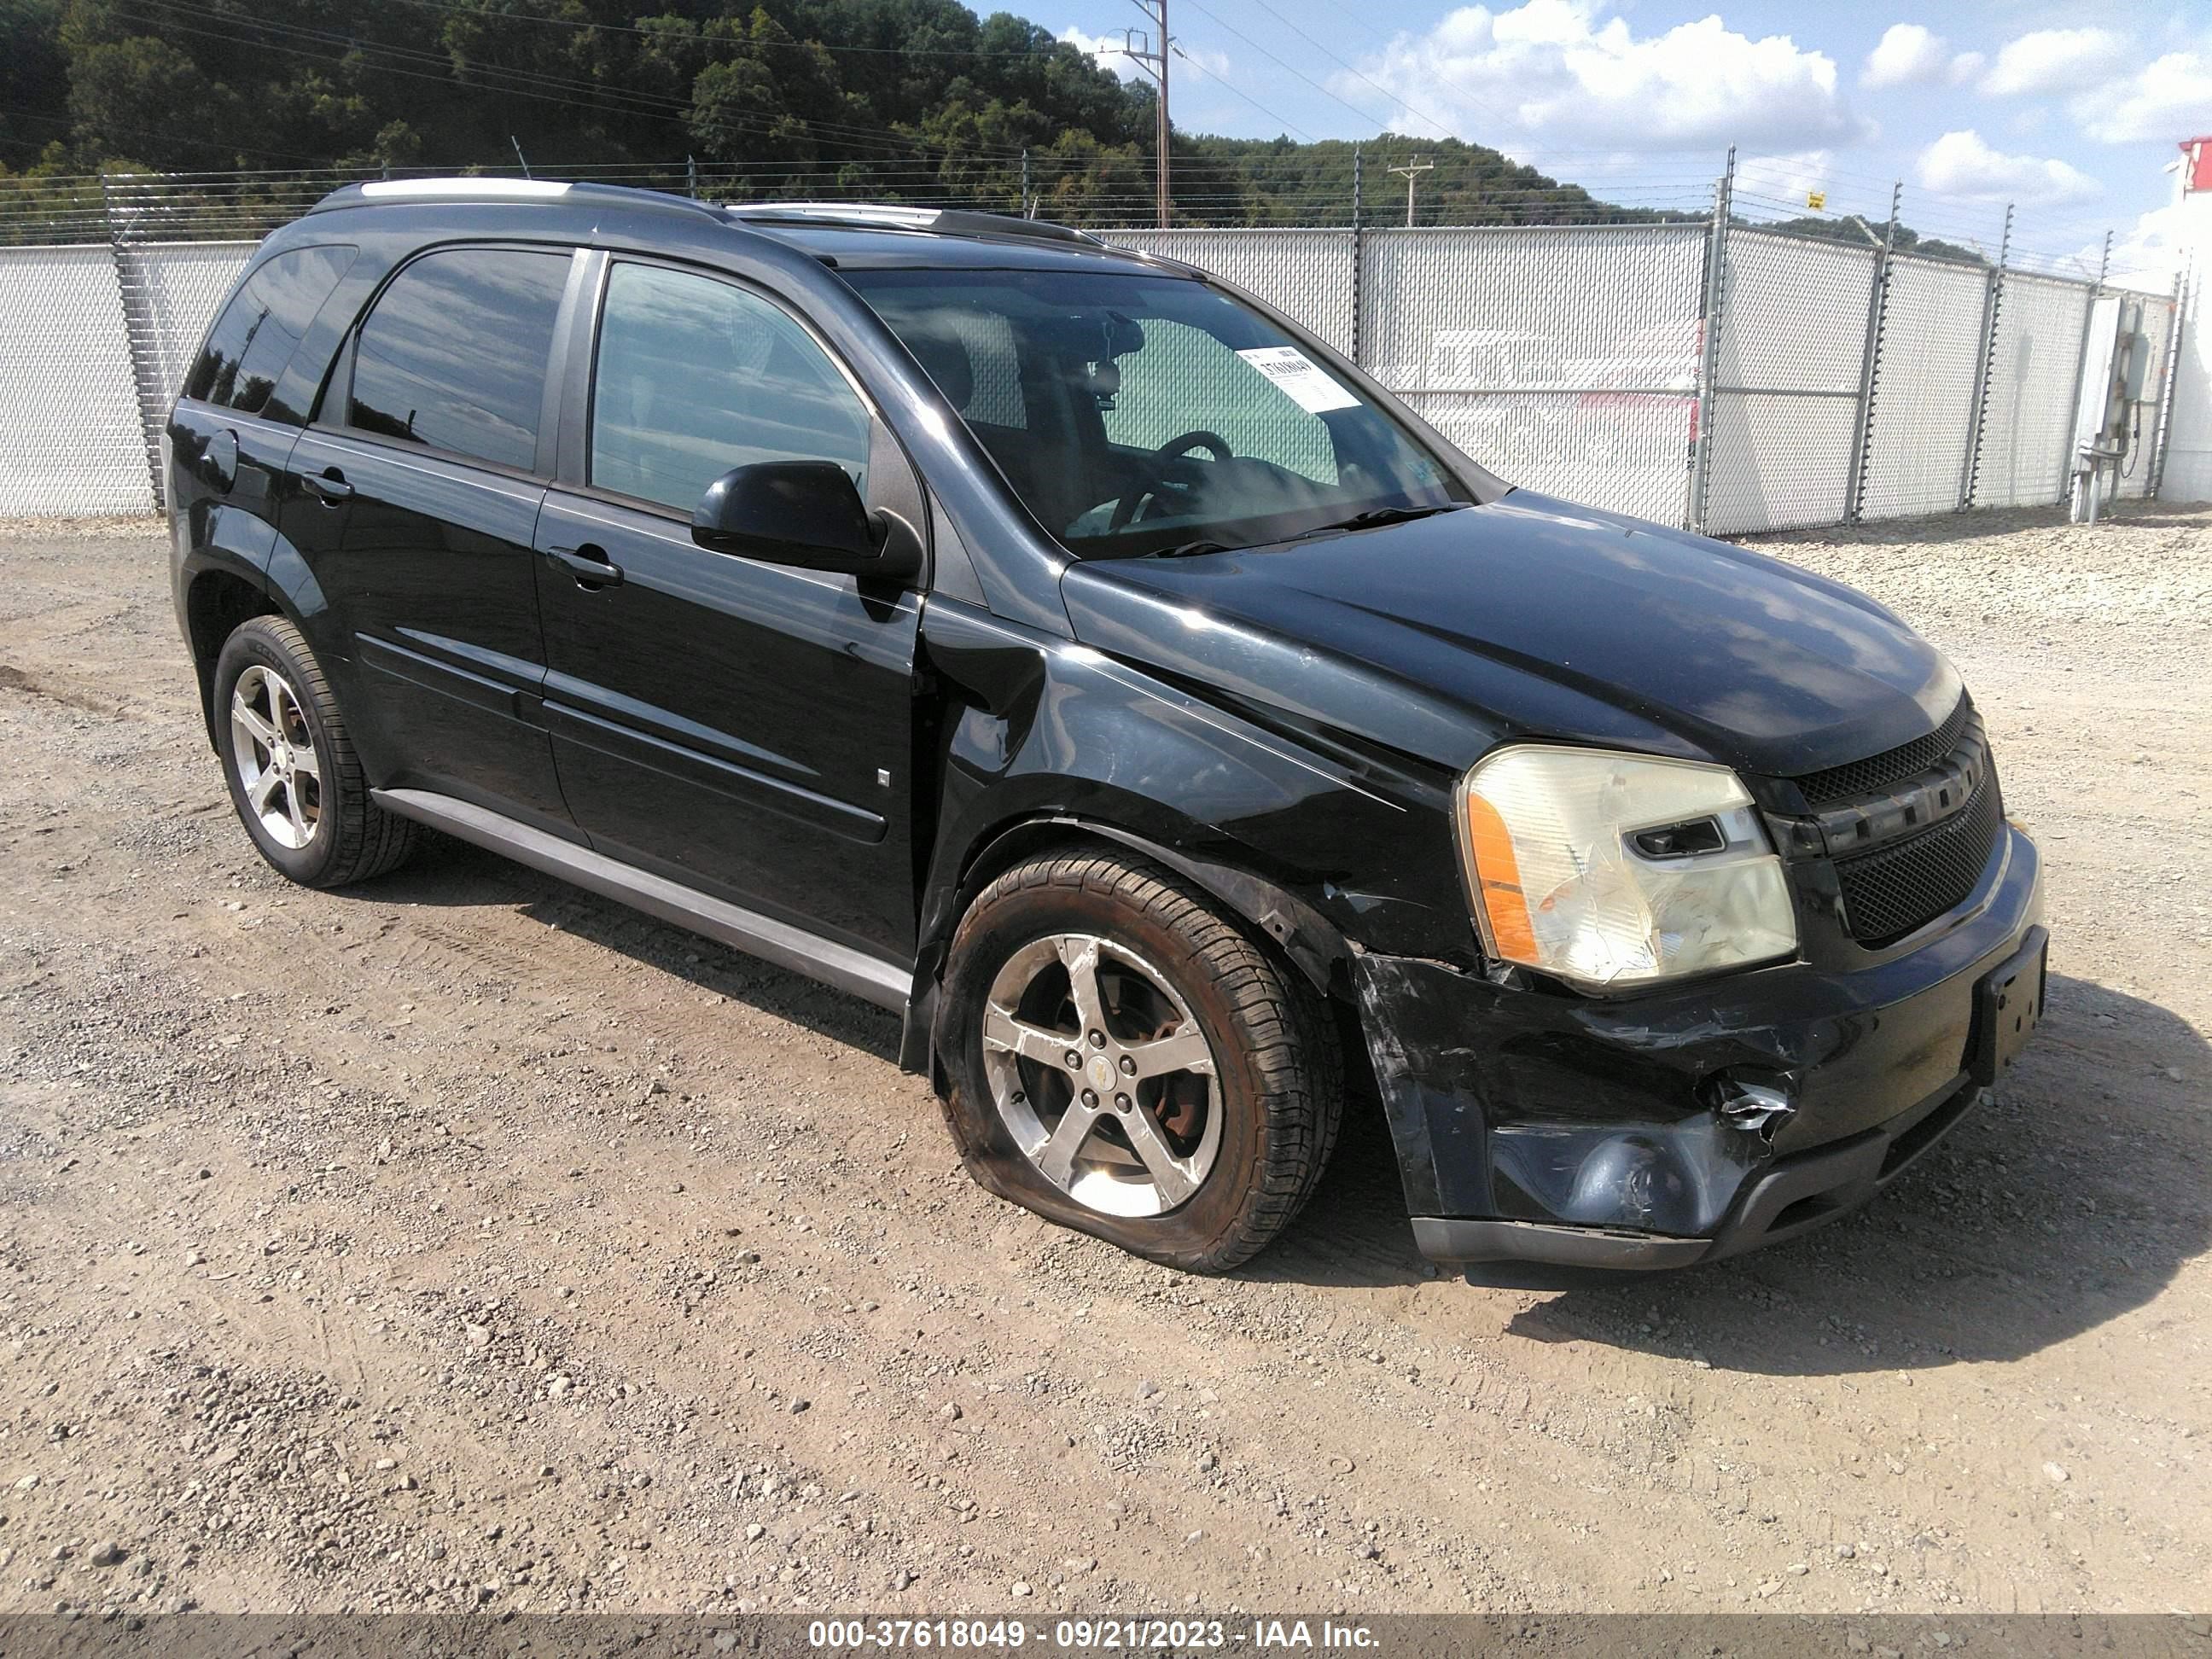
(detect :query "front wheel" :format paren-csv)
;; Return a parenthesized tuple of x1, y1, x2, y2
(936, 851, 1342, 1272)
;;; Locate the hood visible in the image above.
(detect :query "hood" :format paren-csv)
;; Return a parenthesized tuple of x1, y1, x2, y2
(1057, 491, 1961, 778)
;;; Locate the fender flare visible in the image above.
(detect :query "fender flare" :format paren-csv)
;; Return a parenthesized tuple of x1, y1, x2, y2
(180, 521, 329, 746)
(897, 812, 1353, 1075)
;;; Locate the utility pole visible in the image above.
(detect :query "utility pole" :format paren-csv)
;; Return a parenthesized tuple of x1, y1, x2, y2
(1155, 0, 1168, 230)
(1118, 0, 1171, 227)
(1388, 156, 1431, 228)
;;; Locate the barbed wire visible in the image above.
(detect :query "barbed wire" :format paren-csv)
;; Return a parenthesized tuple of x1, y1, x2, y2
(0, 156, 2164, 288)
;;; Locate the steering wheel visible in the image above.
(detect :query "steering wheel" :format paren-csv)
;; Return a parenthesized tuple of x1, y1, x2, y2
(1160, 429, 1232, 463)
(1109, 430, 1237, 530)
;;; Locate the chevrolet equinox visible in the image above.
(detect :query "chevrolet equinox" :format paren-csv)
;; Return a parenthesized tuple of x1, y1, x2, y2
(166, 180, 2047, 1277)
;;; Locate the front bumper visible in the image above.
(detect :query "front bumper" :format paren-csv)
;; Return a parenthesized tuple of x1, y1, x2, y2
(1356, 823, 2045, 1274)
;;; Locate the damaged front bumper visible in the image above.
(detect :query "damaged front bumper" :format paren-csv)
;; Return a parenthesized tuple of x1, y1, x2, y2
(1356, 824, 2046, 1274)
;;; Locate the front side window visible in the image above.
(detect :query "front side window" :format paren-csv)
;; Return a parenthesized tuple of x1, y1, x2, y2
(348, 247, 569, 471)
(590, 261, 871, 514)
(845, 268, 1464, 557)
(185, 244, 358, 416)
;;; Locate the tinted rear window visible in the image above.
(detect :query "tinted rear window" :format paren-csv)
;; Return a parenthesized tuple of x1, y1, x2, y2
(347, 247, 569, 471)
(184, 245, 357, 416)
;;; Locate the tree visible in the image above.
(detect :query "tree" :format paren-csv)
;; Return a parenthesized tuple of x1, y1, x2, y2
(8, 0, 1640, 231)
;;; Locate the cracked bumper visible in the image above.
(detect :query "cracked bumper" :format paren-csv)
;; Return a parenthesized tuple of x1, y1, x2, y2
(1355, 824, 2045, 1273)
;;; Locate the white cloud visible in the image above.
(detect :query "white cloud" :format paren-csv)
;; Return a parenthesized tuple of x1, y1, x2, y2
(1861, 24, 1951, 90)
(1947, 51, 1984, 86)
(1059, 26, 1138, 79)
(1916, 129, 2102, 205)
(1063, 23, 1228, 84)
(1981, 28, 2128, 98)
(2079, 49, 2212, 143)
(1340, 0, 1870, 154)
(1173, 42, 1233, 83)
(1737, 150, 1833, 200)
(2088, 203, 2191, 292)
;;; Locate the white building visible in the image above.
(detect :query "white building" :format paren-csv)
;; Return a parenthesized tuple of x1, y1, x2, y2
(2160, 137, 2212, 502)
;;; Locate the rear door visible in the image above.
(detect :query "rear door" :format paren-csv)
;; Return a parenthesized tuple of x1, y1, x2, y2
(285, 243, 579, 833)
(170, 243, 364, 526)
(533, 254, 924, 964)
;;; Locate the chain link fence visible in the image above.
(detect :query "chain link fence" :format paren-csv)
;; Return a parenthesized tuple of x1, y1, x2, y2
(0, 244, 151, 515)
(0, 170, 2182, 531)
(1857, 254, 1990, 521)
(1700, 230, 1879, 536)
(1351, 224, 1708, 527)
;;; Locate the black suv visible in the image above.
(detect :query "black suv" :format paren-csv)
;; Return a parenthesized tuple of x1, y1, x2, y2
(168, 180, 2046, 1278)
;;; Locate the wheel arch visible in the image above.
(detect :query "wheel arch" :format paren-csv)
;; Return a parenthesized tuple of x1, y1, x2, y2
(183, 565, 282, 747)
(898, 811, 1353, 1077)
(181, 511, 336, 749)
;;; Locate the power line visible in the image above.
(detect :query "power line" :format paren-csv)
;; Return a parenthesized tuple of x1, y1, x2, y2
(1168, 44, 1316, 143)
(370, 0, 1114, 61)
(1229, 0, 1457, 140)
(101, 0, 1042, 164)
(1174, 0, 1400, 134)
(0, 107, 356, 167)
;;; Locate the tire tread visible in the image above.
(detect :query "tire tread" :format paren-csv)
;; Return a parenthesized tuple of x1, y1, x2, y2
(221, 615, 418, 887)
(951, 849, 1343, 1273)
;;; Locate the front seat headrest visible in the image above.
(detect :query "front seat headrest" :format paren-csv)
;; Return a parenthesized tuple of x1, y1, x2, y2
(905, 329, 975, 412)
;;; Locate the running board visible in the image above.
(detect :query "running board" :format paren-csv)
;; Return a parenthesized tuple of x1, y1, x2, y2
(371, 788, 911, 1012)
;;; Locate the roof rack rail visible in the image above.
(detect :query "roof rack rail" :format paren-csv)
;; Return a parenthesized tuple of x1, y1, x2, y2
(308, 177, 725, 222)
(722, 201, 1105, 248)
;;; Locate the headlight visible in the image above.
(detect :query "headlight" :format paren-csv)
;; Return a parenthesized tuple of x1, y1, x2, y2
(1456, 746, 1796, 991)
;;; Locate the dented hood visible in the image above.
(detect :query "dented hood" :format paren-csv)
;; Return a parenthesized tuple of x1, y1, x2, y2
(1057, 490, 1960, 777)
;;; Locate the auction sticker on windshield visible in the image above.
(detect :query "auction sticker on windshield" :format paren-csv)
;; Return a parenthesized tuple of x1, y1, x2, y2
(1237, 346, 1360, 413)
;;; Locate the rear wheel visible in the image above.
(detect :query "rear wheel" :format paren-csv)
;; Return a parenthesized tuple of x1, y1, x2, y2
(937, 850, 1342, 1272)
(212, 614, 417, 888)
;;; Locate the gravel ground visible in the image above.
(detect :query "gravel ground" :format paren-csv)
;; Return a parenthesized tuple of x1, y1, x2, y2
(0, 502, 2205, 1620)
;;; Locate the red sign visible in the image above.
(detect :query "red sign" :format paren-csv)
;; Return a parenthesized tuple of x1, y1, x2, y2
(2185, 137, 2212, 194)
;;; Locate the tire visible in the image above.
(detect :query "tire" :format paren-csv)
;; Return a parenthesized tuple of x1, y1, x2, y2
(212, 614, 418, 888)
(935, 849, 1342, 1272)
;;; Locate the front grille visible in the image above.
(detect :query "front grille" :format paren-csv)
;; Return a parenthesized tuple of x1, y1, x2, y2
(1795, 695, 1972, 807)
(1834, 770, 2004, 946)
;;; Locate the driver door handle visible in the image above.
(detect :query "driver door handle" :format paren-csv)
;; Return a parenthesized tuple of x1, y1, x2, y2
(545, 543, 624, 588)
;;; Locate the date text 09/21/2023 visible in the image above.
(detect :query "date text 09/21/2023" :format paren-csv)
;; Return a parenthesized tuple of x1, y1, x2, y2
(806, 1617, 1380, 1650)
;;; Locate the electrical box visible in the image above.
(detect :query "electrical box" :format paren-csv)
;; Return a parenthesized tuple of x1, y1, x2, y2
(2120, 301, 2151, 402)
(2069, 295, 2151, 522)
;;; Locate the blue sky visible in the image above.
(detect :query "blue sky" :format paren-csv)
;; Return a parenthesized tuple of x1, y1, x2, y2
(1059, 0, 2212, 282)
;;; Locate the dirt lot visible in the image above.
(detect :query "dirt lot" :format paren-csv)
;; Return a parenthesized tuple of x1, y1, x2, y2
(0, 503, 2205, 1620)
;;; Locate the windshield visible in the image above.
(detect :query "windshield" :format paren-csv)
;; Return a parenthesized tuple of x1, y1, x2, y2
(842, 267, 1470, 558)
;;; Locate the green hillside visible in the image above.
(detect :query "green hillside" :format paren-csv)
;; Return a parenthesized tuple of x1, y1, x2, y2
(0, 0, 1628, 226)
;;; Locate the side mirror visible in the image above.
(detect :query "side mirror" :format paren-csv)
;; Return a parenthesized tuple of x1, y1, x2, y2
(690, 460, 919, 582)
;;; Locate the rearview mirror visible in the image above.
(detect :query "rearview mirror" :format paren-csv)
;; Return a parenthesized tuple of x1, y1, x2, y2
(690, 461, 918, 582)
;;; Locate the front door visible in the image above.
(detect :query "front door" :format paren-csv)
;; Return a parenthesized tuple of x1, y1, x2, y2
(288, 243, 578, 833)
(533, 258, 923, 964)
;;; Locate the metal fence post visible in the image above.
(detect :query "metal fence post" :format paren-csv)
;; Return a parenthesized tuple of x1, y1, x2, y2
(1959, 202, 2012, 511)
(1845, 181, 1902, 524)
(1685, 146, 1735, 533)
(101, 172, 166, 515)
(1349, 145, 1365, 367)
(2149, 257, 2190, 499)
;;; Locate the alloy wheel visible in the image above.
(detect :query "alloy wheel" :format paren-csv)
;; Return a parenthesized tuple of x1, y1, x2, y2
(229, 662, 323, 850)
(980, 932, 1220, 1218)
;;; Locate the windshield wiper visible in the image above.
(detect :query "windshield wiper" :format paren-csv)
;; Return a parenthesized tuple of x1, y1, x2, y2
(1115, 506, 1462, 562)
(1139, 538, 1232, 559)
(1287, 503, 1468, 541)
